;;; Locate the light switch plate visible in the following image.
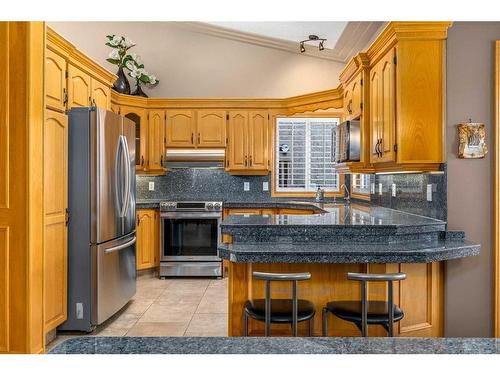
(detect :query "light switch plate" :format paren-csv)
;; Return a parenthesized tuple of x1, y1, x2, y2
(426, 184, 433, 202)
(378, 183, 383, 195)
(244, 182, 250, 191)
(370, 183, 375, 195)
(76, 302, 83, 320)
(263, 181, 269, 191)
(148, 181, 155, 191)
(391, 183, 397, 197)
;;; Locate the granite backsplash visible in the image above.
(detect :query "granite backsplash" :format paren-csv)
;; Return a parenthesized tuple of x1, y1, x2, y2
(137, 168, 447, 221)
(367, 170, 447, 221)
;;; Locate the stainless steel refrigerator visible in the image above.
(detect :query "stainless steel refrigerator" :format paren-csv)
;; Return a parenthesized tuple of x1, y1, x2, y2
(59, 107, 136, 332)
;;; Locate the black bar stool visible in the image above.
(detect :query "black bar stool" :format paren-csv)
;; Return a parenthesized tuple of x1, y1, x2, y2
(322, 272, 407, 337)
(243, 271, 315, 337)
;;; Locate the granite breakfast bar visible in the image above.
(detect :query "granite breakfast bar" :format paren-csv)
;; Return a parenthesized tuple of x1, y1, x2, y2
(219, 203, 480, 337)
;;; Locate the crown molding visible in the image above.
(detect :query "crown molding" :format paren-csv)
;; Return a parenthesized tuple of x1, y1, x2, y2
(172, 22, 348, 63)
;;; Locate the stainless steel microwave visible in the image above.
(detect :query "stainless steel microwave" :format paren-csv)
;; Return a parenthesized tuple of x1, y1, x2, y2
(332, 120, 361, 163)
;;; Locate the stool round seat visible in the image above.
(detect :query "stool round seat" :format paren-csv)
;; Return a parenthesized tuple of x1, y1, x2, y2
(245, 299, 316, 324)
(326, 301, 404, 325)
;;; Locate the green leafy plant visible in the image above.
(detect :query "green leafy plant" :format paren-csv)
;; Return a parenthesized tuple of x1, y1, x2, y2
(125, 53, 159, 87)
(105, 34, 136, 68)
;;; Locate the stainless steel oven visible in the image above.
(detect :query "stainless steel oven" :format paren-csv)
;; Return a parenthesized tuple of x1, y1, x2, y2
(159, 201, 222, 277)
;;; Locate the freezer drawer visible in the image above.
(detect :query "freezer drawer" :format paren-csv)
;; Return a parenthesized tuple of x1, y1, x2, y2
(93, 233, 137, 325)
(160, 261, 222, 277)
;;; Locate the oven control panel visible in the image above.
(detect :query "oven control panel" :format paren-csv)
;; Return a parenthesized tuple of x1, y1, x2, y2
(160, 201, 223, 212)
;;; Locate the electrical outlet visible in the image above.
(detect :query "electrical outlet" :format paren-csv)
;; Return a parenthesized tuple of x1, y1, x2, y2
(426, 184, 433, 202)
(391, 183, 397, 197)
(244, 182, 250, 191)
(378, 183, 383, 195)
(148, 181, 155, 191)
(76, 302, 83, 320)
(371, 183, 375, 195)
(263, 181, 269, 191)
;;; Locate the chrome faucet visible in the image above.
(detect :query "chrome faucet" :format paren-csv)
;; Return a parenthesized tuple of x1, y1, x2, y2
(315, 186, 325, 202)
(340, 183, 350, 203)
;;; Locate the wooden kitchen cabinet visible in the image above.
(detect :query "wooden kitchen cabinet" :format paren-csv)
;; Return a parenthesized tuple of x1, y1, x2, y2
(67, 63, 91, 109)
(43, 109, 68, 333)
(45, 48, 67, 113)
(90, 78, 111, 110)
(148, 110, 166, 171)
(343, 72, 363, 120)
(370, 47, 396, 164)
(136, 209, 159, 270)
(166, 110, 196, 147)
(121, 106, 148, 172)
(226, 111, 269, 175)
(196, 110, 227, 147)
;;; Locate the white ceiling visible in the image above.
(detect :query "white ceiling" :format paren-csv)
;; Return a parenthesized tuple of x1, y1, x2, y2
(207, 22, 348, 50)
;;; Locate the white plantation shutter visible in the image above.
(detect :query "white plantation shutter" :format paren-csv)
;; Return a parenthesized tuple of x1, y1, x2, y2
(276, 117, 340, 192)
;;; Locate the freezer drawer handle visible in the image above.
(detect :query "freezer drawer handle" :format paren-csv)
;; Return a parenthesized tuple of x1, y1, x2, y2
(104, 237, 136, 254)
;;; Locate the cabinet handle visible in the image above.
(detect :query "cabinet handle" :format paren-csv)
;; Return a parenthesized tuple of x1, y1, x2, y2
(348, 100, 353, 114)
(375, 139, 380, 157)
(89, 96, 92, 106)
(160, 155, 163, 167)
(377, 139, 383, 157)
(141, 156, 144, 166)
(65, 208, 70, 226)
(92, 98, 96, 107)
(137, 214, 140, 226)
(198, 133, 200, 144)
(244, 155, 248, 167)
(249, 155, 252, 166)
(191, 133, 194, 144)
(63, 88, 68, 106)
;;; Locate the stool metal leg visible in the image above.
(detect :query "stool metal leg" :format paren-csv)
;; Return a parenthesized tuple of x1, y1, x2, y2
(388, 280, 394, 337)
(291, 280, 298, 337)
(361, 280, 368, 337)
(265, 280, 271, 337)
(322, 307, 328, 337)
(243, 311, 248, 337)
(309, 318, 314, 337)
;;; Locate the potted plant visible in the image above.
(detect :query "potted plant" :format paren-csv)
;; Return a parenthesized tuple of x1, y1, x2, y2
(105, 34, 136, 94)
(125, 54, 159, 98)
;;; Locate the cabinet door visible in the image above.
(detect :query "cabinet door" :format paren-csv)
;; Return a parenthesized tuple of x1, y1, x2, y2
(136, 209, 158, 270)
(90, 78, 111, 110)
(43, 109, 68, 332)
(196, 110, 227, 147)
(166, 110, 195, 147)
(122, 107, 148, 171)
(45, 49, 67, 113)
(351, 76, 362, 117)
(343, 82, 353, 119)
(379, 49, 396, 162)
(227, 111, 248, 170)
(248, 111, 269, 171)
(148, 110, 166, 170)
(67, 64, 91, 109)
(370, 65, 381, 163)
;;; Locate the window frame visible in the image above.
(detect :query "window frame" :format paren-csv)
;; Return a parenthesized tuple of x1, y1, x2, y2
(271, 114, 345, 198)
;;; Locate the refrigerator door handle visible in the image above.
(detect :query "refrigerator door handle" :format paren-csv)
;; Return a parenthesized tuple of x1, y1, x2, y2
(114, 137, 124, 217)
(104, 236, 136, 254)
(121, 135, 131, 217)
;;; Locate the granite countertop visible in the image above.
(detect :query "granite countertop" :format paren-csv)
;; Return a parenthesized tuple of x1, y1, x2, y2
(218, 237, 480, 263)
(49, 336, 500, 354)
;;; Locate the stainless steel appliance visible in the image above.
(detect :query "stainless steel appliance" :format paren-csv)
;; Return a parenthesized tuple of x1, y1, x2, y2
(60, 107, 136, 332)
(332, 120, 361, 163)
(160, 201, 223, 277)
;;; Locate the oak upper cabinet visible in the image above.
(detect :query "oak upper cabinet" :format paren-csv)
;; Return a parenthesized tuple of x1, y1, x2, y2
(227, 111, 249, 170)
(370, 47, 396, 164)
(166, 110, 196, 147)
(43, 109, 68, 333)
(136, 209, 159, 270)
(90, 78, 111, 110)
(247, 111, 269, 171)
(67, 64, 91, 109)
(226, 111, 269, 174)
(148, 110, 166, 171)
(196, 110, 227, 147)
(121, 106, 148, 171)
(343, 73, 362, 120)
(45, 48, 67, 113)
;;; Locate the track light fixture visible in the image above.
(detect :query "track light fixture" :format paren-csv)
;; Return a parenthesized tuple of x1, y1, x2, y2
(299, 35, 327, 53)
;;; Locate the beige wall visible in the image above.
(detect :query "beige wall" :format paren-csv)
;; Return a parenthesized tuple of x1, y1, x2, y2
(48, 22, 345, 98)
(446, 22, 500, 337)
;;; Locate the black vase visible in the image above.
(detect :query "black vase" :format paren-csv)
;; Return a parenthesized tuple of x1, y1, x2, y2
(112, 66, 130, 95)
(132, 82, 148, 98)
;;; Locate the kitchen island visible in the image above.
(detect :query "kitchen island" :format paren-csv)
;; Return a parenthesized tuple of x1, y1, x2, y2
(219, 203, 480, 337)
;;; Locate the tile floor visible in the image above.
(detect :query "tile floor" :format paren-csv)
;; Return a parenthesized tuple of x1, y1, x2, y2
(47, 272, 228, 351)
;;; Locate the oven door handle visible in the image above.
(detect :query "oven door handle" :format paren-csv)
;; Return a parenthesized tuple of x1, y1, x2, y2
(160, 212, 222, 219)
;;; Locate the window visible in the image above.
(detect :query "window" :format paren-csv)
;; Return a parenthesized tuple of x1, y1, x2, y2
(275, 117, 341, 193)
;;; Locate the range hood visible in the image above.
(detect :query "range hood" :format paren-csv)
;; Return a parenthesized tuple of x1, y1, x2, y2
(165, 148, 225, 168)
